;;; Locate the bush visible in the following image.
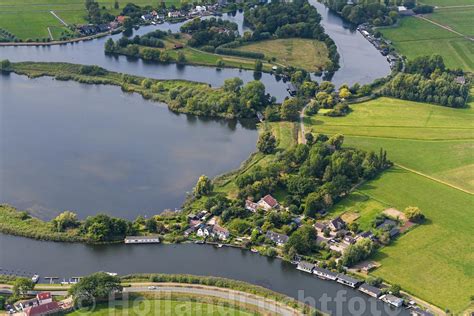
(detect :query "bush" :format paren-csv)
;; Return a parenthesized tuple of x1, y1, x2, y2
(215, 47, 264, 59)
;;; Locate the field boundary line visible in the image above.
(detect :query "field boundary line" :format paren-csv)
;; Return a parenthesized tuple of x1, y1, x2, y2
(50, 10, 68, 27)
(394, 163, 473, 195)
(415, 15, 473, 41)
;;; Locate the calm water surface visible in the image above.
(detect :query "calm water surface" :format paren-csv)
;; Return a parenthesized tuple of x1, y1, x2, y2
(0, 74, 257, 219)
(0, 233, 408, 316)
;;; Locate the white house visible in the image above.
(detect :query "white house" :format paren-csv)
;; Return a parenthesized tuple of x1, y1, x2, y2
(257, 194, 279, 211)
(197, 225, 213, 237)
(212, 225, 230, 240)
(381, 294, 404, 307)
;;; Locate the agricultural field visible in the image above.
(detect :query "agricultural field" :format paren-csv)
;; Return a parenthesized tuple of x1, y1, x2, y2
(235, 38, 331, 72)
(305, 97, 474, 191)
(379, 16, 474, 72)
(0, 0, 187, 40)
(419, 0, 474, 6)
(306, 94, 474, 312)
(429, 7, 474, 36)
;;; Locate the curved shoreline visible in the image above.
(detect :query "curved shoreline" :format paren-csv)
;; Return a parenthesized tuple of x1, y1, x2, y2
(0, 30, 115, 47)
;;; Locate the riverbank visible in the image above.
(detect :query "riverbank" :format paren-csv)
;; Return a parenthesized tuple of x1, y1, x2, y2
(0, 30, 114, 47)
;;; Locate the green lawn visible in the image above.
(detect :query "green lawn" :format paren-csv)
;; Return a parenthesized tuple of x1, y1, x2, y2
(70, 299, 255, 315)
(429, 7, 474, 36)
(418, 0, 474, 6)
(380, 17, 474, 72)
(0, 0, 190, 40)
(236, 38, 331, 72)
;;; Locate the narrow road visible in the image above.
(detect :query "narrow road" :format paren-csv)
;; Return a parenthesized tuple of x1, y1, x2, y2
(299, 103, 310, 144)
(47, 27, 54, 41)
(50, 10, 68, 27)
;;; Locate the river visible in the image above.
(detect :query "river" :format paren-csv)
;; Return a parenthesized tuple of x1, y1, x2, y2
(0, 4, 401, 315)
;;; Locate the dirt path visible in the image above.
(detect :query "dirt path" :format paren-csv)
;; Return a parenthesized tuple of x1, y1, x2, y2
(416, 15, 473, 41)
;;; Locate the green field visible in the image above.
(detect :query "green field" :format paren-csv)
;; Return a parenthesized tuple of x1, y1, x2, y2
(305, 95, 474, 311)
(236, 38, 331, 72)
(70, 299, 255, 315)
(419, 0, 474, 6)
(380, 17, 474, 72)
(0, 0, 188, 40)
(429, 7, 474, 36)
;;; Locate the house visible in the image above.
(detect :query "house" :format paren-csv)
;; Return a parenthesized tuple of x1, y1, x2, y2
(184, 227, 195, 237)
(381, 294, 403, 307)
(15, 298, 39, 311)
(36, 293, 52, 305)
(116, 16, 127, 24)
(314, 222, 328, 233)
(245, 199, 259, 212)
(141, 14, 154, 21)
(168, 11, 182, 18)
(329, 217, 346, 231)
(454, 76, 466, 85)
(265, 231, 289, 246)
(212, 225, 230, 240)
(287, 83, 297, 96)
(358, 283, 382, 298)
(336, 274, 361, 288)
(196, 210, 208, 220)
(312, 266, 338, 280)
(343, 235, 356, 245)
(389, 227, 400, 238)
(197, 224, 213, 237)
(376, 219, 397, 231)
(124, 236, 160, 244)
(24, 301, 61, 316)
(296, 261, 315, 273)
(257, 194, 279, 211)
(174, 43, 184, 49)
(292, 216, 303, 227)
(357, 231, 376, 241)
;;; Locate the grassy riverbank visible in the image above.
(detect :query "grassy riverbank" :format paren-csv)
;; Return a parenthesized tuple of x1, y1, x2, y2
(6, 61, 271, 119)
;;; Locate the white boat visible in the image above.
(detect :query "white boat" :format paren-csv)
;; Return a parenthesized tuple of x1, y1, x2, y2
(104, 272, 118, 276)
(217, 244, 223, 248)
(250, 248, 259, 253)
(31, 274, 40, 283)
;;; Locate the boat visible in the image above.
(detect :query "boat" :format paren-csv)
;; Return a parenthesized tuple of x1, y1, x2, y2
(104, 272, 118, 276)
(250, 248, 259, 253)
(31, 274, 40, 283)
(60, 278, 69, 285)
(194, 240, 205, 244)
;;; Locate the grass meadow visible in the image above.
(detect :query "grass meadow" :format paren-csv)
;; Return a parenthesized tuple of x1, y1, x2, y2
(306, 95, 474, 312)
(380, 17, 474, 72)
(236, 38, 330, 71)
(0, 0, 188, 40)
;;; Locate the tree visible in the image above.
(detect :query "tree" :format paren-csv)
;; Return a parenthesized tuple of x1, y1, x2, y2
(280, 98, 301, 121)
(284, 225, 318, 255)
(0, 59, 12, 71)
(254, 60, 263, 72)
(304, 132, 314, 145)
(52, 211, 79, 232)
(223, 77, 243, 93)
(328, 133, 344, 149)
(104, 38, 115, 53)
(177, 51, 186, 64)
(405, 206, 424, 222)
(341, 238, 375, 267)
(389, 284, 401, 297)
(69, 272, 122, 306)
(304, 192, 325, 217)
(338, 87, 351, 99)
(194, 175, 213, 197)
(114, 0, 119, 9)
(257, 130, 276, 154)
(12, 278, 35, 297)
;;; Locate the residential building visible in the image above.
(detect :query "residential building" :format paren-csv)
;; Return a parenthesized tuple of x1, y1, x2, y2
(329, 217, 346, 231)
(245, 199, 259, 212)
(36, 293, 52, 305)
(265, 231, 288, 246)
(212, 225, 230, 240)
(314, 222, 328, 233)
(257, 194, 279, 211)
(336, 274, 361, 288)
(197, 225, 213, 237)
(24, 301, 61, 316)
(381, 294, 404, 307)
(358, 283, 382, 298)
(296, 261, 315, 273)
(312, 266, 338, 280)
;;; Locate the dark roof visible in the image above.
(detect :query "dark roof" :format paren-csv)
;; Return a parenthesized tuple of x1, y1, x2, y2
(314, 222, 327, 230)
(330, 217, 346, 230)
(298, 261, 315, 271)
(377, 219, 397, 231)
(389, 227, 400, 238)
(336, 273, 361, 284)
(411, 307, 434, 316)
(359, 283, 382, 296)
(359, 231, 373, 238)
(265, 231, 289, 244)
(313, 266, 338, 278)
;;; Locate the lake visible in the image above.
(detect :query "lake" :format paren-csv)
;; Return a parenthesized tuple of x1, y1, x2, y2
(0, 74, 257, 219)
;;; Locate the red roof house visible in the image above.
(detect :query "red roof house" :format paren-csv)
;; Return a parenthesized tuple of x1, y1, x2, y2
(25, 301, 60, 316)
